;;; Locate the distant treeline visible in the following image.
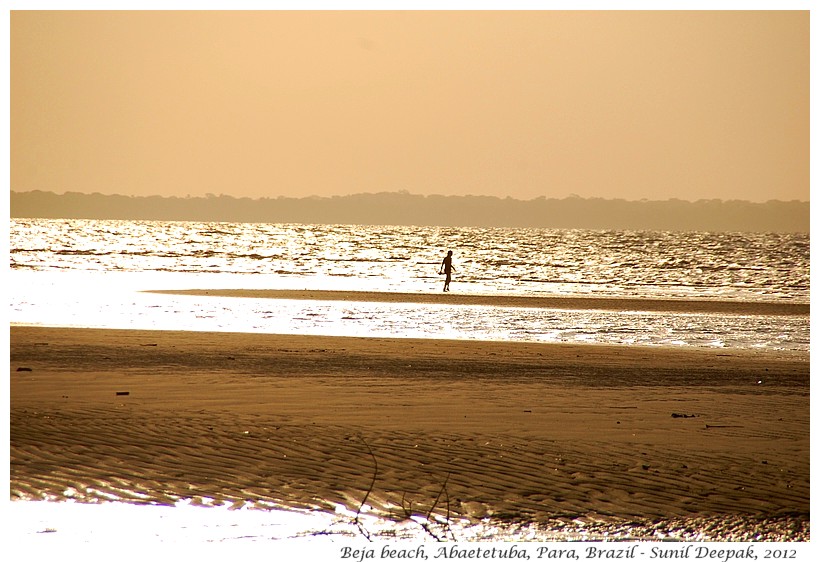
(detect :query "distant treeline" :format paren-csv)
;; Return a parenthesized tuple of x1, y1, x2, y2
(10, 190, 810, 233)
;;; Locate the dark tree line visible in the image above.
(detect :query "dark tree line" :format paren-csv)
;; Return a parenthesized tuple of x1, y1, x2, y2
(10, 190, 809, 233)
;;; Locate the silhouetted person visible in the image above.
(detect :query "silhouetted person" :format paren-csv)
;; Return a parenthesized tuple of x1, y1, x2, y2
(439, 250, 455, 292)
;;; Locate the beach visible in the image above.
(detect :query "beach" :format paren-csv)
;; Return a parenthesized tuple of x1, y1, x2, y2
(9, 295, 810, 541)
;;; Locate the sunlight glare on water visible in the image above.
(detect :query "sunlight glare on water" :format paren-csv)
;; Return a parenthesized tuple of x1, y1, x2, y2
(8, 219, 810, 351)
(10, 219, 809, 301)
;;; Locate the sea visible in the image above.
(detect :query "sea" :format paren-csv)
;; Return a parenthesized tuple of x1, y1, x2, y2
(7, 218, 812, 549)
(8, 218, 811, 352)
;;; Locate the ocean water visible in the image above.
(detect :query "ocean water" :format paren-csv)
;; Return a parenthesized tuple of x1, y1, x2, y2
(8, 218, 809, 352)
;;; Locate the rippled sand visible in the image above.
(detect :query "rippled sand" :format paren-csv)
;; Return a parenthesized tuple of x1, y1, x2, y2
(10, 325, 809, 542)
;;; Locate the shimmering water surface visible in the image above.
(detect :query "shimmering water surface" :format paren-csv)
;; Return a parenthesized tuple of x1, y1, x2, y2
(9, 218, 809, 351)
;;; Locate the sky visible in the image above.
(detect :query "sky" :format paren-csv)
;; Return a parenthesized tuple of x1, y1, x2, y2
(9, 8, 810, 202)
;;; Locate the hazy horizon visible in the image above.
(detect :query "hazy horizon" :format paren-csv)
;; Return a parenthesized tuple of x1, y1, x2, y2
(11, 189, 809, 233)
(8, 187, 810, 204)
(10, 10, 809, 204)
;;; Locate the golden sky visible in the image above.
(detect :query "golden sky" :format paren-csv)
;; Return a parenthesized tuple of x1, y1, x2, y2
(10, 10, 809, 201)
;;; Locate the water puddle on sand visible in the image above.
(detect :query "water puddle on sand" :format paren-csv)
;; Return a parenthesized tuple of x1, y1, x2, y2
(8, 497, 810, 548)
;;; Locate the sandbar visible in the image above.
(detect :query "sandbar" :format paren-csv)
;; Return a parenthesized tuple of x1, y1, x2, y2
(147, 289, 809, 316)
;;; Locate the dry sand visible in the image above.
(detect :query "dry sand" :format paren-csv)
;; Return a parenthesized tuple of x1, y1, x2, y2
(9, 321, 809, 541)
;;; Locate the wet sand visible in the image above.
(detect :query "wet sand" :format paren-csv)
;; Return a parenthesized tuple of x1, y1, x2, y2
(9, 325, 810, 541)
(148, 288, 810, 316)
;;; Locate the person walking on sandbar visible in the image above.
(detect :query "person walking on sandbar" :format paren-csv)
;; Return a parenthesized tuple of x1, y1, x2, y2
(439, 250, 456, 292)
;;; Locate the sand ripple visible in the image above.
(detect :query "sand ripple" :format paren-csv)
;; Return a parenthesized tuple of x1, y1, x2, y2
(10, 406, 808, 541)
